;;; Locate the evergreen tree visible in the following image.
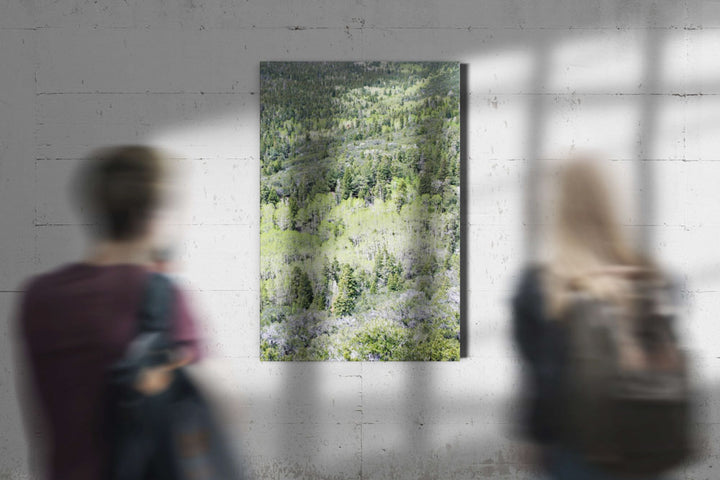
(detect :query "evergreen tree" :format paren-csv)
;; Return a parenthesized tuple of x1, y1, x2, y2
(333, 264, 359, 316)
(418, 170, 433, 195)
(395, 179, 408, 213)
(288, 196, 299, 229)
(289, 266, 314, 310)
(341, 166, 355, 200)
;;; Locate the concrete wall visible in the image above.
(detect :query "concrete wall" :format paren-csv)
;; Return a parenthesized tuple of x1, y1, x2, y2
(2, 1, 720, 478)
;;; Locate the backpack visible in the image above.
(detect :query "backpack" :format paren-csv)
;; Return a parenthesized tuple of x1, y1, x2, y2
(561, 274, 692, 476)
(106, 273, 244, 480)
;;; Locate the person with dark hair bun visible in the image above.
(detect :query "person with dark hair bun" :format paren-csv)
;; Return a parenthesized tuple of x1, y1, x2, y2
(15, 146, 202, 480)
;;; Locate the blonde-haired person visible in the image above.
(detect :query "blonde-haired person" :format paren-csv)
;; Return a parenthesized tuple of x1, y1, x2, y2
(512, 158, 674, 480)
(15, 146, 202, 480)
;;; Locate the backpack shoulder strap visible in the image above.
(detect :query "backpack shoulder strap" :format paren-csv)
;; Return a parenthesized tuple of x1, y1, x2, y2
(109, 273, 176, 384)
(117, 273, 175, 367)
(136, 272, 175, 335)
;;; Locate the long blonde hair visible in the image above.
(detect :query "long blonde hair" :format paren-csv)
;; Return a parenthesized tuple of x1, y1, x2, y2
(545, 158, 655, 317)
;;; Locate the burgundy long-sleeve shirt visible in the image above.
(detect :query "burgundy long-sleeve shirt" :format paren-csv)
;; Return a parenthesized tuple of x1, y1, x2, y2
(16, 263, 202, 480)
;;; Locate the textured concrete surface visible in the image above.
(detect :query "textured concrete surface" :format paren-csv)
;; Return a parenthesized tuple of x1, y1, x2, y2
(2, 0, 720, 478)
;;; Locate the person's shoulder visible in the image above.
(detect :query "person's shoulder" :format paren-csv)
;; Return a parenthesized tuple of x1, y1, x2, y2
(647, 265, 684, 307)
(515, 263, 546, 292)
(15, 264, 87, 332)
(654, 265, 682, 289)
(19, 263, 80, 297)
(511, 264, 548, 310)
(19, 274, 42, 298)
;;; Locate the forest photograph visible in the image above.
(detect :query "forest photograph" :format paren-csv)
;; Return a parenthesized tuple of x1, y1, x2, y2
(260, 61, 461, 361)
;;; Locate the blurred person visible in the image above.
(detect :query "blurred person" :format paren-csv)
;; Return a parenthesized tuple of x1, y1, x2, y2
(14, 146, 202, 480)
(512, 157, 691, 480)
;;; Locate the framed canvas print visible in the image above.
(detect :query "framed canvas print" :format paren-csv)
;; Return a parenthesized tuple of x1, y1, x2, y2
(260, 61, 461, 361)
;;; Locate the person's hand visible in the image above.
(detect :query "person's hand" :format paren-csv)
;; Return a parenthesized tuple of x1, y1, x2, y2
(134, 350, 191, 395)
(134, 365, 175, 395)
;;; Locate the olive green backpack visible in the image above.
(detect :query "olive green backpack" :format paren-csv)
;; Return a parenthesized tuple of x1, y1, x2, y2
(561, 277, 692, 476)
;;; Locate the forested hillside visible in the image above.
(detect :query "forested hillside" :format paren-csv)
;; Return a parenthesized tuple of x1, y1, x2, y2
(260, 61, 461, 361)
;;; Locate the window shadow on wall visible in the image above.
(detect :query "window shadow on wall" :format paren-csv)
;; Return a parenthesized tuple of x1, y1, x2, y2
(258, 60, 465, 474)
(144, 3, 720, 475)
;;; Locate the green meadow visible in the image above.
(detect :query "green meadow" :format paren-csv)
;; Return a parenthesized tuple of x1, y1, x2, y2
(260, 61, 460, 361)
